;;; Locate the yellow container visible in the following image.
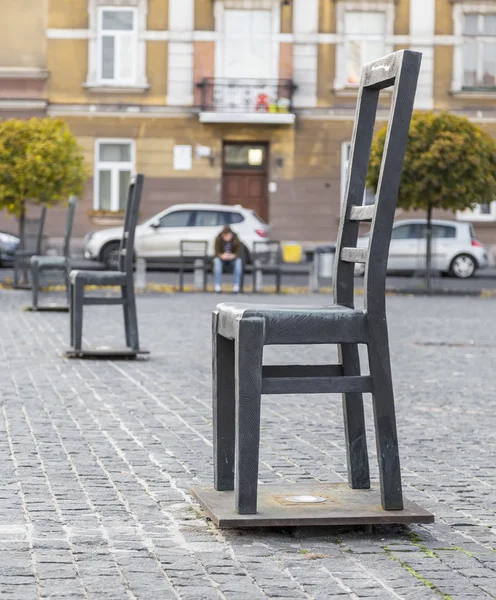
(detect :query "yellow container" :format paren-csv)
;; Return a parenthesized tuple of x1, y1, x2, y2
(282, 242, 303, 264)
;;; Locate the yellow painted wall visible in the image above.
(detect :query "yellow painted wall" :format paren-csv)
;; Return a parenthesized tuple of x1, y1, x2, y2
(148, 0, 169, 30)
(195, 0, 214, 31)
(0, 0, 46, 68)
(319, 0, 335, 34)
(394, 0, 410, 36)
(48, 0, 88, 29)
(435, 0, 453, 35)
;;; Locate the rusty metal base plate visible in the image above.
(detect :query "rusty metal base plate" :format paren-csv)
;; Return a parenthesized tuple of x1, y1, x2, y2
(65, 347, 150, 360)
(25, 304, 69, 312)
(191, 483, 434, 528)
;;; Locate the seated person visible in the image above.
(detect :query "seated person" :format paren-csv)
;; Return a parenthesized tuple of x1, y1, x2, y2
(214, 226, 243, 293)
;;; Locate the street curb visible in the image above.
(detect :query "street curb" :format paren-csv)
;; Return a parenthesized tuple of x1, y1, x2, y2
(1, 281, 495, 297)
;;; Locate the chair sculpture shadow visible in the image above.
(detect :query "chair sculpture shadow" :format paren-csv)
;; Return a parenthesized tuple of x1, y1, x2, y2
(66, 175, 147, 359)
(28, 197, 77, 312)
(13, 207, 47, 289)
(192, 51, 434, 528)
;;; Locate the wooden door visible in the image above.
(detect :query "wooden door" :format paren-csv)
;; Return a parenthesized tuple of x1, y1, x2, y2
(222, 143, 269, 222)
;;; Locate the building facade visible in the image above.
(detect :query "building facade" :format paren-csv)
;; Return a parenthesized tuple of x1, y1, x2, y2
(0, 0, 495, 249)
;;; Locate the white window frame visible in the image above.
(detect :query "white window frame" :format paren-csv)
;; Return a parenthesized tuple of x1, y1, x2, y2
(341, 142, 375, 212)
(452, 2, 496, 92)
(457, 200, 496, 222)
(334, 1, 394, 91)
(97, 7, 138, 85)
(86, 0, 148, 91)
(94, 139, 136, 212)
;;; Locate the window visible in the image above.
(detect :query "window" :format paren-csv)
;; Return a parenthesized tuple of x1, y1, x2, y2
(432, 225, 457, 239)
(457, 199, 496, 221)
(158, 211, 193, 228)
(462, 14, 496, 89)
(226, 212, 244, 225)
(341, 142, 375, 211)
(345, 12, 385, 85)
(95, 140, 134, 212)
(193, 211, 224, 227)
(224, 144, 267, 171)
(335, 2, 393, 91)
(391, 225, 414, 240)
(98, 8, 137, 84)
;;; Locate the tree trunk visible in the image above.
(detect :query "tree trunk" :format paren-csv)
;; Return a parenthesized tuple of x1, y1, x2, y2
(426, 203, 433, 294)
(17, 202, 27, 285)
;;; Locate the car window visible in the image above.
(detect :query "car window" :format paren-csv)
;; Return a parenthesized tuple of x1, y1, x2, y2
(391, 225, 411, 240)
(158, 211, 193, 227)
(432, 225, 456, 239)
(226, 212, 244, 225)
(193, 211, 224, 227)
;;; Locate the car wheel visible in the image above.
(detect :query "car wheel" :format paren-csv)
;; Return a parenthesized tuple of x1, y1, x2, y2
(449, 254, 477, 279)
(101, 242, 121, 270)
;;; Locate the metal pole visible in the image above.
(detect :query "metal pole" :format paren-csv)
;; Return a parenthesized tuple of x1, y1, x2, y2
(194, 259, 205, 290)
(254, 259, 263, 293)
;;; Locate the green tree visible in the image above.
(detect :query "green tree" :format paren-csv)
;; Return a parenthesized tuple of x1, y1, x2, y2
(0, 117, 87, 242)
(367, 111, 496, 290)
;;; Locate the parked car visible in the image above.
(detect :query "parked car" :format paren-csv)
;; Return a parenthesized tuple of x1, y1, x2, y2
(83, 204, 270, 269)
(0, 232, 20, 267)
(354, 219, 488, 278)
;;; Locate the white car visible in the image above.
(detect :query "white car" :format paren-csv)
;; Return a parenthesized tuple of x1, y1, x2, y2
(83, 203, 270, 269)
(354, 219, 489, 278)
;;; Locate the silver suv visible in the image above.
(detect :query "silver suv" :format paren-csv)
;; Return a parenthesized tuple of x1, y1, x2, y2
(355, 219, 489, 278)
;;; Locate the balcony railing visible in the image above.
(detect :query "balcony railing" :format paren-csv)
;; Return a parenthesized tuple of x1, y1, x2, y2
(197, 78, 297, 124)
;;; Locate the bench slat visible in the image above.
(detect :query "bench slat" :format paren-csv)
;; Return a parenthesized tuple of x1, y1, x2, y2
(262, 375, 373, 395)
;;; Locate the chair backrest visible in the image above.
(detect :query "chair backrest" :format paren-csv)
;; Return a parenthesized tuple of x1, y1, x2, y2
(119, 174, 144, 274)
(253, 241, 281, 265)
(333, 50, 421, 315)
(62, 196, 78, 259)
(21, 206, 47, 254)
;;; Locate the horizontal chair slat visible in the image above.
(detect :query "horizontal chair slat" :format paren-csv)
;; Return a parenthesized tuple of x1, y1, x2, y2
(349, 205, 375, 222)
(262, 375, 373, 395)
(341, 248, 368, 264)
(262, 365, 343, 378)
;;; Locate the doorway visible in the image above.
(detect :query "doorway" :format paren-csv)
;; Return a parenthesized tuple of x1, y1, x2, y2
(222, 142, 269, 222)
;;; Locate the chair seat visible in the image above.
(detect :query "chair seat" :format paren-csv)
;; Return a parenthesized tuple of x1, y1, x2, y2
(217, 302, 368, 345)
(70, 270, 127, 286)
(31, 255, 68, 267)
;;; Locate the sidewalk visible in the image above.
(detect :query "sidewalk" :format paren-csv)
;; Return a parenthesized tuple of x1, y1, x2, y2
(1, 289, 496, 599)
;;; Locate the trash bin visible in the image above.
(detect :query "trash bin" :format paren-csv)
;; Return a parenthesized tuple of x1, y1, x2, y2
(315, 244, 336, 278)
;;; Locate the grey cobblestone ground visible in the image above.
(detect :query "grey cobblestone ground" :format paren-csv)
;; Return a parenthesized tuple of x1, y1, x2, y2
(1, 288, 496, 599)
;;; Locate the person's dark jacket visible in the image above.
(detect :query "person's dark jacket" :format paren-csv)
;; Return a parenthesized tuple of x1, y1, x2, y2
(214, 232, 241, 259)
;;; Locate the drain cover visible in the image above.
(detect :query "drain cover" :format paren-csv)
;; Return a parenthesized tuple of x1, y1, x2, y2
(284, 495, 327, 504)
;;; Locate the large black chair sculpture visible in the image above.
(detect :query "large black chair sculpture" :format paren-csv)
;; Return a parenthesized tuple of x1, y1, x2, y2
(66, 175, 146, 359)
(28, 196, 77, 312)
(192, 51, 434, 527)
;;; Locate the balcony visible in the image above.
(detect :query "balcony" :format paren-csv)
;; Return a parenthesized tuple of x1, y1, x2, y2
(197, 78, 297, 125)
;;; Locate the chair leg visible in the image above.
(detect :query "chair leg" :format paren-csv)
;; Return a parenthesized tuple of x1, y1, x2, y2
(73, 280, 84, 351)
(31, 263, 40, 309)
(339, 343, 370, 489)
(367, 324, 403, 510)
(122, 285, 131, 348)
(234, 317, 265, 514)
(125, 286, 139, 352)
(69, 281, 74, 347)
(212, 311, 235, 491)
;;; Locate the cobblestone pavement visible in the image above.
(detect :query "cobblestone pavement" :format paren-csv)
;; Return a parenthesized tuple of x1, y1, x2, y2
(1, 289, 496, 600)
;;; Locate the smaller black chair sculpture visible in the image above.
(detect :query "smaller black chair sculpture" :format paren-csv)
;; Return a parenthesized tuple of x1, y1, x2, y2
(192, 51, 434, 528)
(251, 241, 282, 294)
(13, 207, 47, 288)
(66, 175, 146, 359)
(178, 240, 208, 291)
(28, 196, 77, 312)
